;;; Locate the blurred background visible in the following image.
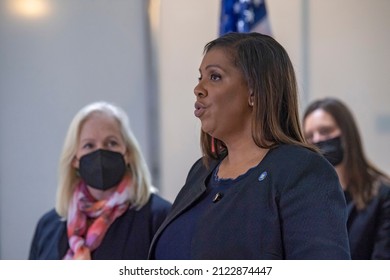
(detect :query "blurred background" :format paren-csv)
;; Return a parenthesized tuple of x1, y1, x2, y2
(0, 0, 389, 259)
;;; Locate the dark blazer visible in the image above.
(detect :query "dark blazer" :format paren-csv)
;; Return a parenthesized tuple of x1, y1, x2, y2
(29, 194, 171, 260)
(347, 181, 390, 259)
(149, 144, 351, 260)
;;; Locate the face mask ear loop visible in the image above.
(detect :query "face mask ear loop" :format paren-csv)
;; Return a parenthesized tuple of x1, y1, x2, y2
(126, 163, 132, 173)
(73, 155, 81, 177)
(123, 151, 131, 170)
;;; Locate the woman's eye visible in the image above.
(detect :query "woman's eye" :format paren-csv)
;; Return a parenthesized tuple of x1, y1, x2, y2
(82, 143, 94, 149)
(319, 127, 333, 136)
(108, 141, 118, 147)
(210, 74, 221, 81)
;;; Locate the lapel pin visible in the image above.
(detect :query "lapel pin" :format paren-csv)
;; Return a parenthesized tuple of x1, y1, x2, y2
(212, 192, 223, 203)
(258, 171, 268, 181)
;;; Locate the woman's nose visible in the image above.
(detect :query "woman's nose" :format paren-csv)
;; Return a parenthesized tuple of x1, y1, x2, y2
(194, 83, 207, 98)
(95, 144, 104, 150)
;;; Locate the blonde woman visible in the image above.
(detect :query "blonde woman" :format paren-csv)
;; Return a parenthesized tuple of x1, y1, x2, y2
(29, 101, 171, 259)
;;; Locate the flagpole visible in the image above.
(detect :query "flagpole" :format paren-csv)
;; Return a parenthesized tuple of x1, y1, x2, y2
(146, 0, 161, 189)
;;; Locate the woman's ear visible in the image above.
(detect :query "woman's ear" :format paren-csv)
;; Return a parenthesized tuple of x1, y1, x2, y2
(248, 90, 254, 107)
(72, 156, 79, 169)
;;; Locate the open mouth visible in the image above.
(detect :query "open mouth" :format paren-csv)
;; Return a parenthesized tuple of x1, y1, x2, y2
(194, 102, 206, 118)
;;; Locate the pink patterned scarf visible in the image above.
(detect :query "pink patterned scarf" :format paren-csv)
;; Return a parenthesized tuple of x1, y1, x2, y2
(63, 175, 131, 260)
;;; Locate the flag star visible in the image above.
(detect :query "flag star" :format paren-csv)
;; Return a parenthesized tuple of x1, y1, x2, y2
(237, 19, 245, 32)
(243, 9, 254, 23)
(220, 0, 272, 36)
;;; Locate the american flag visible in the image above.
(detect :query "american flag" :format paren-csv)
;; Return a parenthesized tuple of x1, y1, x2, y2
(219, 0, 272, 36)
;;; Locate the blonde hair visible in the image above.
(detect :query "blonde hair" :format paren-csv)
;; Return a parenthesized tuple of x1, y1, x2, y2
(55, 101, 156, 218)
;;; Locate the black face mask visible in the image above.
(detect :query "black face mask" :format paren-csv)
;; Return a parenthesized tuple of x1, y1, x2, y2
(78, 149, 126, 191)
(314, 136, 344, 166)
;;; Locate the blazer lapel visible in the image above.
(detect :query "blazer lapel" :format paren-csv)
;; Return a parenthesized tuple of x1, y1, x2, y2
(148, 158, 220, 258)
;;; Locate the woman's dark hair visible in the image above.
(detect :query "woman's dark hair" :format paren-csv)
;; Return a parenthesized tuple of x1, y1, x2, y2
(303, 97, 389, 209)
(200, 32, 312, 165)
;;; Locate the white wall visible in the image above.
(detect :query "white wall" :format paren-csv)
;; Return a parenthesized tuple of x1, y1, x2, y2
(156, 0, 220, 202)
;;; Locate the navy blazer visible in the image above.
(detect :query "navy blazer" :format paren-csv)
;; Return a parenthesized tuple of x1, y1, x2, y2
(346, 181, 390, 259)
(149, 144, 351, 260)
(29, 194, 171, 260)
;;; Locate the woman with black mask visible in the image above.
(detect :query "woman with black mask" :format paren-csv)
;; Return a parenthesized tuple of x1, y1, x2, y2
(29, 101, 171, 259)
(303, 97, 390, 259)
